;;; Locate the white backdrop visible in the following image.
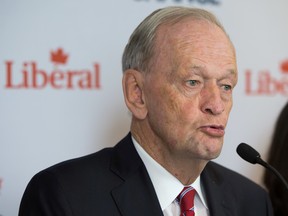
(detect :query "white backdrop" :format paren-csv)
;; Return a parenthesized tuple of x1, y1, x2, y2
(1, 0, 288, 215)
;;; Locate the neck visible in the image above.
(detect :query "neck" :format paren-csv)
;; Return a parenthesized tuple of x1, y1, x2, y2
(164, 157, 208, 185)
(130, 120, 208, 185)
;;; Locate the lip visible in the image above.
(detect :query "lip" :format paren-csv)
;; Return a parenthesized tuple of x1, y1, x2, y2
(199, 125, 225, 137)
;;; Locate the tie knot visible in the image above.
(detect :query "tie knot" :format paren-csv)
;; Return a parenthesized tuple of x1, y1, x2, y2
(177, 186, 196, 216)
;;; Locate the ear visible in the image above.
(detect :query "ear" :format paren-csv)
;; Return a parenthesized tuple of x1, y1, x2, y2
(122, 69, 148, 119)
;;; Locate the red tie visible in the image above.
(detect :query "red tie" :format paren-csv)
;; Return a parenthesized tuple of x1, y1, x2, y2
(177, 186, 196, 216)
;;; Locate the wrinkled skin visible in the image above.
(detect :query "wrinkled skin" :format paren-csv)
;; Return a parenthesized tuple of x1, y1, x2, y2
(123, 19, 238, 184)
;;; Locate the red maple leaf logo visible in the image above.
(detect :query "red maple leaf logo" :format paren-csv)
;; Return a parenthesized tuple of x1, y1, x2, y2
(280, 59, 288, 73)
(50, 48, 69, 65)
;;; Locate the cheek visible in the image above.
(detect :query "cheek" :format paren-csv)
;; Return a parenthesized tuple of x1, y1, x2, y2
(181, 99, 199, 116)
(225, 100, 233, 116)
(163, 89, 199, 127)
(146, 79, 198, 125)
(160, 87, 183, 116)
(146, 86, 183, 129)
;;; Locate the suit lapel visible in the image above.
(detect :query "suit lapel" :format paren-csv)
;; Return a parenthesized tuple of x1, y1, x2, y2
(109, 134, 163, 216)
(201, 162, 237, 216)
(109, 134, 239, 216)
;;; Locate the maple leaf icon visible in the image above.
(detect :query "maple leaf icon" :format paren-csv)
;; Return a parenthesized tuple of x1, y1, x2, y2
(50, 48, 69, 65)
(280, 59, 288, 73)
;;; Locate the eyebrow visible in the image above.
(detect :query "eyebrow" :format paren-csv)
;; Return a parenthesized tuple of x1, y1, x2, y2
(189, 65, 237, 75)
(187, 65, 238, 85)
(227, 68, 237, 75)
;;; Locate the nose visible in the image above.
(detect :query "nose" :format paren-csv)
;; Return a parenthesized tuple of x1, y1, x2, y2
(200, 84, 225, 115)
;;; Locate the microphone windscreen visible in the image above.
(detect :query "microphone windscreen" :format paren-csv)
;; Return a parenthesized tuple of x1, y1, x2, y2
(236, 143, 260, 164)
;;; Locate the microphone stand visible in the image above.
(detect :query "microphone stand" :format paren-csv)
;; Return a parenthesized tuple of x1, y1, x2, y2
(255, 157, 288, 191)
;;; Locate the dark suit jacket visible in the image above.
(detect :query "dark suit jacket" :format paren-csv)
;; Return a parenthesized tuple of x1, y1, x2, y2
(19, 133, 274, 216)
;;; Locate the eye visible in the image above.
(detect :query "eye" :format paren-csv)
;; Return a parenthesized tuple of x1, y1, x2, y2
(187, 80, 200, 86)
(222, 84, 232, 91)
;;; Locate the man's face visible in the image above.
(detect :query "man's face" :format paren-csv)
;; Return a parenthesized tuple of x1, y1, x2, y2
(142, 20, 238, 161)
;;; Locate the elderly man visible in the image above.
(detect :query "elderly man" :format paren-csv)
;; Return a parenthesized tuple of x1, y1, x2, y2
(19, 6, 274, 216)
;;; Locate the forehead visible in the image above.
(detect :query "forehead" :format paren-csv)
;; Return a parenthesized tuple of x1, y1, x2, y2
(156, 19, 233, 52)
(151, 19, 237, 74)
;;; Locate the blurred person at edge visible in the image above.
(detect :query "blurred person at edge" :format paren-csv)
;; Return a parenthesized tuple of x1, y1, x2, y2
(18, 6, 274, 216)
(264, 101, 288, 216)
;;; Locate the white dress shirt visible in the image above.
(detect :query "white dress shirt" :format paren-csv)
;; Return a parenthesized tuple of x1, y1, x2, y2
(132, 137, 209, 216)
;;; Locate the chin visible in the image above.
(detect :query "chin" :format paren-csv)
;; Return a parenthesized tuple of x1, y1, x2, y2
(204, 143, 223, 159)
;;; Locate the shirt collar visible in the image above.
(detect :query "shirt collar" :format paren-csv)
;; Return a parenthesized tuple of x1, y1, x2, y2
(132, 136, 208, 210)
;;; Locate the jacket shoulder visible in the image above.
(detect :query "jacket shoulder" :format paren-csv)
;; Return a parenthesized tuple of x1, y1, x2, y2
(205, 161, 263, 190)
(203, 161, 273, 215)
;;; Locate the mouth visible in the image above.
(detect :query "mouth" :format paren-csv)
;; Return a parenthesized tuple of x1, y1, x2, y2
(199, 124, 225, 137)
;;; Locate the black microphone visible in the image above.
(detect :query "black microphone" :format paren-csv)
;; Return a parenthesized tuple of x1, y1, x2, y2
(236, 142, 288, 191)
